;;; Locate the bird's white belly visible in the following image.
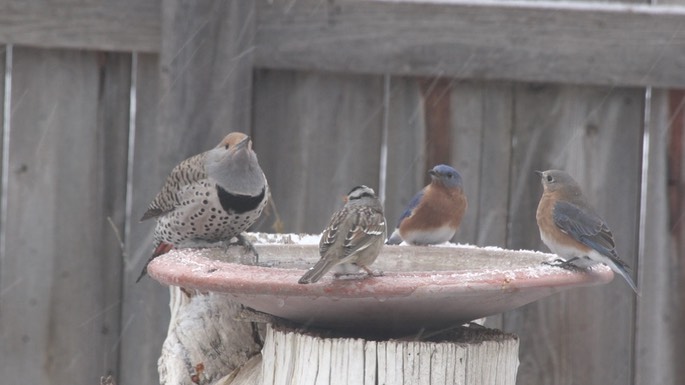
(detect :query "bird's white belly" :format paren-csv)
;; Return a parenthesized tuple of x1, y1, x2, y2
(403, 226, 455, 245)
(540, 231, 602, 268)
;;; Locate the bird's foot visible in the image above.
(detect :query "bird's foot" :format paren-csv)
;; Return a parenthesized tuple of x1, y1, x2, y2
(361, 266, 384, 278)
(333, 272, 370, 280)
(334, 267, 383, 280)
(223, 234, 260, 266)
(542, 257, 584, 272)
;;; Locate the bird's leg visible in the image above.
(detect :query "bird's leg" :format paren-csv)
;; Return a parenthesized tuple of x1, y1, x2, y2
(542, 256, 584, 271)
(230, 234, 260, 265)
(360, 265, 384, 278)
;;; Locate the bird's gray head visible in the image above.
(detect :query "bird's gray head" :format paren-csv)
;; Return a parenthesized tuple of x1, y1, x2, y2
(205, 133, 265, 196)
(429, 164, 463, 189)
(536, 169, 582, 194)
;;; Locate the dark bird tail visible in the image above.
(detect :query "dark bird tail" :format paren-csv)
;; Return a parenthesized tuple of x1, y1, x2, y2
(605, 256, 639, 295)
(136, 242, 174, 283)
(298, 258, 338, 284)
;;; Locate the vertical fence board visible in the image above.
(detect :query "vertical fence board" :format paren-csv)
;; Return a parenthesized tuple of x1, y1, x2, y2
(0, 46, 5, 237)
(383, 76, 426, 236)
(449, 81, 514, 330)
(634, 89, 685, 385)
(0, 47, 129, 385)
(120, 53, 168, 385)
(0, 45, 6, 379)
(657, 5, 685, 385)
(97, 51, 133, 382)
(122, 2, 258, 384)
(504, 84, 643, 385)
(253, 70, 384, 233)
(450, 81, 514, 247)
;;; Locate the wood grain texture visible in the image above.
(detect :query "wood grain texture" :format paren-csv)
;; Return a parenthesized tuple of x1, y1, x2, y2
(122, 3, 259, 384)
(383, 76, 426, 236)
(0, 46, 5, 239)
(256, 0, 685, 88)
(158, 288, 261, 385)
(261, 324, 519, 385)
(119, 53, 169, 385)
(0, 0, 160, 52)
(421, 78, 453, 174)
(159, 0, 255, 150)
(503, 84, 643, 385)
(123, 0, 258, 382)
(252, 70, 384, 233)
(634, 89, 685, 385)
(0, 47, 129, 385)
(449, 81, 513, 247)
(2, 0, 685, 88)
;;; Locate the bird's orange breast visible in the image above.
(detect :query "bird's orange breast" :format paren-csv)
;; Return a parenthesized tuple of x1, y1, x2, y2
(400, 185, 466, 232)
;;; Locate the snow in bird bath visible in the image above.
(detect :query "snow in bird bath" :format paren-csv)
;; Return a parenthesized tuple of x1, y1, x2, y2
(249, 232, 321, 245)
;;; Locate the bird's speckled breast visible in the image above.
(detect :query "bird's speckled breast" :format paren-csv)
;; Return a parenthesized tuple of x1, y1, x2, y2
(152, 180, 267, 247)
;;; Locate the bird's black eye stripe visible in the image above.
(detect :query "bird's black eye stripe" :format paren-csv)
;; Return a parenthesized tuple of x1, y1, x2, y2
(350, 192, 374, 200)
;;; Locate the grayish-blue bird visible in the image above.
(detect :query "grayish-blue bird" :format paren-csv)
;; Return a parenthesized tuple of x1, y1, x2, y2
(536, 169, 638, 294)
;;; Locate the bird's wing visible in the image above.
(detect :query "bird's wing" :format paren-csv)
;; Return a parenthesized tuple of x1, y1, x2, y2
(140, 153, 208, 221)
(319, 208, 348, 257)
(396, 188, 426, 227)
(552, 201, 618, 260)
(342, 208, 386, 260)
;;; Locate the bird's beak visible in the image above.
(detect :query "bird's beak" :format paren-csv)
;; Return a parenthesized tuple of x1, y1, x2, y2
(234, 135, 251, 150)
(534, 170, 543, 177)
(428, 169, 437, 177)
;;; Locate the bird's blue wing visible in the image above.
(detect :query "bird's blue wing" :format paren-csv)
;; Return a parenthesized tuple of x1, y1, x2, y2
(552, 201, 617, 260)
(396, 188, 426, 227)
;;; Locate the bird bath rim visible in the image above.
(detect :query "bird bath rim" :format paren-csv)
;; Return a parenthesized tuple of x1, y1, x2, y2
(146, 236, 614, 334)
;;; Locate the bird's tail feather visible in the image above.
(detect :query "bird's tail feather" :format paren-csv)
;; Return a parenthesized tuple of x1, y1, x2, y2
(298, 258, 338, 284)
(386, 229, 403, 245)
(136, 242, 174, 283)
(606, 258, 639, 295)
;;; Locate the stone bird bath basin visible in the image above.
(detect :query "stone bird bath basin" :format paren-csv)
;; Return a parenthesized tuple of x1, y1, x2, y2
(147, 233, 613, 336)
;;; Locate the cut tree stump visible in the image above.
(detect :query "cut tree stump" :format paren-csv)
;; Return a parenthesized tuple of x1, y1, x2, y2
(257, 324, 519, 385)
(159, 285, 519, 385)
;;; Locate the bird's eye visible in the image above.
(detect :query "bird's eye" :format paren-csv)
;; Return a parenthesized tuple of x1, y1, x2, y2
(546, 175, 554, 183)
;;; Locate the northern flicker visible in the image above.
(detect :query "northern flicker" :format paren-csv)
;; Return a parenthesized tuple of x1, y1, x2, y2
(137, 132, 269, 282)
(298, 185, 386, 284)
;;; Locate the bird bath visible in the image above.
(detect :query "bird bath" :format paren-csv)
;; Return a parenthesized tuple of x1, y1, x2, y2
(147, 233, 613, 336)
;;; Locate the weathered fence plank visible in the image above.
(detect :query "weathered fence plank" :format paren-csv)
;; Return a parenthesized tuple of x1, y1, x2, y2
(122, 2, 259, 384)
(255, 0, 685, 88)
(253, 70, 384, 233)
(2, 0, 685, 88)
(0, 46, 5, 239)
(120, 53, 169, 385)
(0, 47, 129, 385)
(383, 76, 426, 236)
(634, 89, 685, 385)
(449, 81, 514, 247)
(0, 0, 160, 52)
(503, 84, 643, 385)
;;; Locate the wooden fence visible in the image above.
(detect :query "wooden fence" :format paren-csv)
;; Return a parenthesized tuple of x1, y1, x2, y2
(0, 0, 684, 384)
